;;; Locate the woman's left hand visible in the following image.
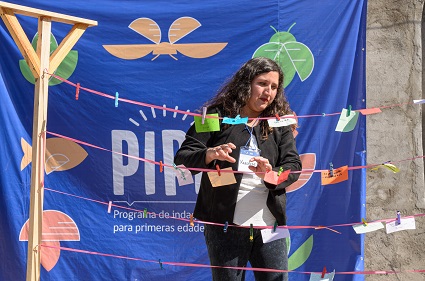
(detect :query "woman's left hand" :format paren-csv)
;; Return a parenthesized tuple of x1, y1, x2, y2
(248, 156, 272, 179)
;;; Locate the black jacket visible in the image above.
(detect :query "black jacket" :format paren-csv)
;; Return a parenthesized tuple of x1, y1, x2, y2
(174, 107, 302, 225)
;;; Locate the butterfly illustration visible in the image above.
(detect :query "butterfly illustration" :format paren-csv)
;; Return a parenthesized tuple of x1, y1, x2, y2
(103, 17, 227, 60)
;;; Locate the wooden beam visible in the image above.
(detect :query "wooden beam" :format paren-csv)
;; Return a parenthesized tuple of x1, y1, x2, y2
(26, 17, 51, 281)
(50, 23, 88, 74)
(0, 1, 97, 26)
(0, 7, 40, 77)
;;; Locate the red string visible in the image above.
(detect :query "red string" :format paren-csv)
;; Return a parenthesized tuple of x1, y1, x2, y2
(43, 187, 424, 232)
(39, 244, 422, 276)
(45, 130, 425, 176)
(45, 71, 417, 121)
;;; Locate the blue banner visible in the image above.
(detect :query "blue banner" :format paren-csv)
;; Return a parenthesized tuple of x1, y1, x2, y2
(0, 0, 366, 280)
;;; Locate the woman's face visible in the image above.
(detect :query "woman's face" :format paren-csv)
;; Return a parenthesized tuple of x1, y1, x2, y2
(242, 71, 279, 118)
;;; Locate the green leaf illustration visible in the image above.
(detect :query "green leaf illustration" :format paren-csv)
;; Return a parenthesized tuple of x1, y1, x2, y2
(286, 235, 291, 254)
(253, 23, 314, 88)
(288, 234, 313, 270)
(282, 41, 314, 82)
(253, 41, 314, 88)
(253, 42, 295, 88)
(19, 33, 78, 85)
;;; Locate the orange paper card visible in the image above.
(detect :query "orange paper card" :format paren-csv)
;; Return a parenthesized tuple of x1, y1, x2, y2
(358, 108, 382, 115)
(321, 165, 348, 185)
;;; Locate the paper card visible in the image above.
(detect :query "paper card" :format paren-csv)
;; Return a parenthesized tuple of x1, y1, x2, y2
(207, 167, 237, 187)
(321, 165, 348, 185)
(382, 163, 399, 173)
(261, 227, 290, 243)
(358, 108, 382, 115)
(174, 164, 194, 186)
(309, 270, 335, 281)
(264, 169, 290, 185)
(385, 217, 416, 234)
(353, 221, 384, 234)
(335, 108, 359, 132)
(222, 115, 248, 125)
(413, 99, 425, 104)
(267, 115, 297, 127)
(194, 113, 220, 133)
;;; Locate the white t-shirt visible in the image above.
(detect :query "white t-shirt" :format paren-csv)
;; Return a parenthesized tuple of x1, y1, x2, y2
(233, 136, 275, 226)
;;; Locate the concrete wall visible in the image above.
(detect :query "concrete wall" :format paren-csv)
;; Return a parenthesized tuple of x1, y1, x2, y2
(366, 0, 425, 279)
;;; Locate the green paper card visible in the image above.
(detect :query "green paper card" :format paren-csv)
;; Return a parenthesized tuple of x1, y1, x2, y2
(194, 113, 220, 133)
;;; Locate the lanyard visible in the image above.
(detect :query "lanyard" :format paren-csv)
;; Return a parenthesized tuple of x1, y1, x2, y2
(244, 118, 259, 148)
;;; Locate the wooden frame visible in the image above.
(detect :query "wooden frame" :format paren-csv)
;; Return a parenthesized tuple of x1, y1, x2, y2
(0, 2, 97, 280)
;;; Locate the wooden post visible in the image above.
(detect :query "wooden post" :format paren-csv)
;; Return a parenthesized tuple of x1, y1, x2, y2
(0, 2, 97, 280)
(25, 16, 51, 281)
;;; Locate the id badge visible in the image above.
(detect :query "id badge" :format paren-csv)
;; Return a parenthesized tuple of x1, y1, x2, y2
(238, 146, 260, 172)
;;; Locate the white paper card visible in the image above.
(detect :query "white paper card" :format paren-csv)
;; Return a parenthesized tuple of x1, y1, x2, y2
(267, 115, 297, 127)
(353, 221, 384, 234)
(413, 99, 425, 104)
(309, 270, 335, 281)
(335, 108, 359, 132)
(260, 227, 290, 244)
(174, 164, 194, 186)
(385, 217, 416, 234)
(238, 147, 260, 172)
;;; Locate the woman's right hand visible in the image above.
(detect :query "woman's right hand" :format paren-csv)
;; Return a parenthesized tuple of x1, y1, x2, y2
(205, 143, 237, 165)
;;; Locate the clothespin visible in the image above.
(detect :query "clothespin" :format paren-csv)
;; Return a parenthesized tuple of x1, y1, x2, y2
(346, 105, 352, 117)
(224, 221, 228, 233)
(361, 218, 368, 226)
(277, 166, 283, 176)
(249, 224, 254, 242)
(321, 266, 327, 278)
(201, 107, 207, 124)
(329, 162, 334, 177)
(159, 161, 163, 173)
(273, 220, 278, 232)
(396, 211, 401, 225)
(115, 92, 119, 107)
(275, 113, 281, 121)
(215, 164, 221, 176)
(144, 208, 147, 218)
(75, 83, 80, 100)
(107, 201, 112, 213)
(159, 259, 163, 270)
(190, 214, 194, 227)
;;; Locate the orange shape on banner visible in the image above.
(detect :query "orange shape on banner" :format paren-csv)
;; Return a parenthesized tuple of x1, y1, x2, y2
(321, 165, 348, 185)
(19, 210, 80, 271)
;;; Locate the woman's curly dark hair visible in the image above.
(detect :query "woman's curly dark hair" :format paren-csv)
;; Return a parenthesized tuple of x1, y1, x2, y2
(203, 57, 293, 139)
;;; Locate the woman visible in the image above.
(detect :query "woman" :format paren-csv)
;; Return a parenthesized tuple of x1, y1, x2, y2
(174, 57, 301, 281)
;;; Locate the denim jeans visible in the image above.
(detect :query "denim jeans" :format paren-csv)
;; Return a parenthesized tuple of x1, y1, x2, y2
(204, 224, 288, 281)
